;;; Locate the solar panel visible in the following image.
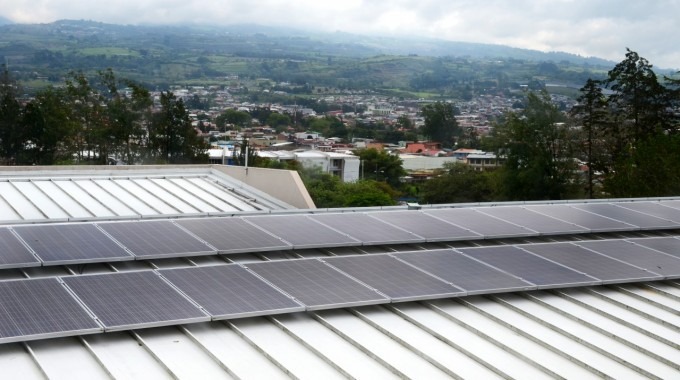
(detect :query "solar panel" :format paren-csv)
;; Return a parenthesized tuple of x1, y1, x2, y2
(520, 242, 663, 283)
(309, 213, 424, 245)
(615, 202, 680, 223)
(159, 265, 304, 319)
(366, 211, 483, 241)
(244, 215, 360, 248)
(572, 203, 679, 229)
(98, 221, 215, 259)
(459, 246, 598, 288)
(424, 208, 535, 238)
(395, 249, 535, 294)
(476, 206, 588, 235)
(0, 278, 101, 344)
(627, 237, 680, 259)
(323, 254, 464, 301)
(525, 204, 635, 232)
(13, 224, 133, 265)
(245, 259, 389, 309)
(175, 217, 291, 253)
(575, 240, 680, 278)
(0, 228, 40, 269)
(62, 271, 209, 331)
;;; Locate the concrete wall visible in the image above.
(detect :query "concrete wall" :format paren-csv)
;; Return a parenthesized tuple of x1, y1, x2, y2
(215, 165, 316, 209)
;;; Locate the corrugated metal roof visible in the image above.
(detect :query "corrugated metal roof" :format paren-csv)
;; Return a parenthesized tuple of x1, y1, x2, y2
(1, 166, 680, 379)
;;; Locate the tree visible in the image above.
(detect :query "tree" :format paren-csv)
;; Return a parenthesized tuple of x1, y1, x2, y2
(147, 91, 207, 164)
(299, 167, 396, 208)
(356, 148, 406, 188)
(494, 91, 579, 200)
(572, 79, 610, 198)
(215, 109, 251, 131)
(420, 102, 460, 148)
(0, 68, 24, 164)
(420, 163, 494, 204)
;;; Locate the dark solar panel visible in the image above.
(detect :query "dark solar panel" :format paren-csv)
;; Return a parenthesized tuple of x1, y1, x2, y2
(324, 254, 464, 301)
(424, 208, 535, 238)
(395, 249, 535, 294)
(244, 215, 360, 248)
(367, 211, 482, 241)
(160, 265, 304, 319)
(13, 224, 132, 265)
(520, 242, 663, 283)
(310, 213, 424, 245)
(62, 271, 209, 330)
(0, 278, 101, 344)
(245, 259, 389, 309)
(615, 202, 680, 223)
(459, 246, 598, 287)
(575, 240, 680, 278)
(0, 228, 40, 269)
(98, 221, 215, 259)
(572, 203, 678, 229)
(628, 237, 680, 259)
(525, 204, 634, 232)
(476, 206, 588, 235)
(176, 217, 291, 253)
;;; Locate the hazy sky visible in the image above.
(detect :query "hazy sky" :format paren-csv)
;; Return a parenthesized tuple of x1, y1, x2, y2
(3, 0, 679, 69)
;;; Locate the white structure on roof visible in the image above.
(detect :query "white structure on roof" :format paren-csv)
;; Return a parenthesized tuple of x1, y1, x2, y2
(290, 150, 360, 182)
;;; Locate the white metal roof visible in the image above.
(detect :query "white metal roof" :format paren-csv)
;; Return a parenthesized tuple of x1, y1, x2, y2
(1, 166, 679, 379)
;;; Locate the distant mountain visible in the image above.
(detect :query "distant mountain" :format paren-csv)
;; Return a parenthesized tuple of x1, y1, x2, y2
(0, 16, 13, 25)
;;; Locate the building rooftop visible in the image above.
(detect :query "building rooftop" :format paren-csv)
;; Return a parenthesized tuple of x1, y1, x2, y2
(0, 165, 679, 379)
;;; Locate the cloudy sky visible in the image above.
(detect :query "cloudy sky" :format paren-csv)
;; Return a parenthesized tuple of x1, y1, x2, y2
(3, 0, 679, 69)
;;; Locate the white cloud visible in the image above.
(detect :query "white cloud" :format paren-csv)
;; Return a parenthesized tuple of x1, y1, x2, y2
(1, 0, 678, 68)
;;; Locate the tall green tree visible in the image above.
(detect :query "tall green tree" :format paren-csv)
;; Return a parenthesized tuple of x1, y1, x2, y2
(494, 91, 579, 200)
(147, 91, 207, 164)
(0, 68, 24, 164)
(572, 79, 610, 198)
(420, 163, 494, 204)
(420, 102, 460, 148)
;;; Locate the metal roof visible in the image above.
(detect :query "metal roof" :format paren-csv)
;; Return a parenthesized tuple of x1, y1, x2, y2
(0, 166, 679, 379)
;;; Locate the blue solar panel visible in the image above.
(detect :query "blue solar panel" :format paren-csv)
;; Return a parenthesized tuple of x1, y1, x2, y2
(395, 249, 535, 294)
(62, 271, 209, 331)
(424, 208, 535, 238)
(367, 211, 483, 241)
(310, 213, 424, 245)
(0, 278, 101, 344)
(324, 254, 464, 301)
(244, 215, 360, 248)
(176, 217, 292, 253)
(526, 204, 635, 232)
(575, 240, 680, 278)
(476, 206, 588, 235)
(0, 228, 40, 269)
(520, 242, 663, 283)
(573, 203, 679, 229)
(459, 246, 599, 288)
(160, 265, 304, 319)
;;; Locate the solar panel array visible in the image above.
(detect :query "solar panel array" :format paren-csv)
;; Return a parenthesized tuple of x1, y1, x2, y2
(3, 230, 680, 343)
(3, 199, 680, 270)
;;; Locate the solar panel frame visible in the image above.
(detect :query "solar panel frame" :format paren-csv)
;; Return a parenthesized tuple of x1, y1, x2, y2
(575, 239, 680, 278)
(365, 211, 484, 242)
(424, 208, 537, 238)
(309, 213, 425, 245)
(98, 220, 216, 259)
(13, 224, 134, 265)
(572, 203, 679, 230)
(476, 206, 589, 235)
(394, 249, 536, 294)
(525, 204, 636, 232)
(62, 271, 210, 331)
(244, 214, 361, 249)
(0, 228, 40, 269)
(175, 217, 292, 254)
(245, 258, 389, 310)
(458, 245, 600, 288)
(159, 265, 305, 319)
(323, 254, 465, 302)
(519, 242, 663, 284)
(0, 277, 102, 344)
